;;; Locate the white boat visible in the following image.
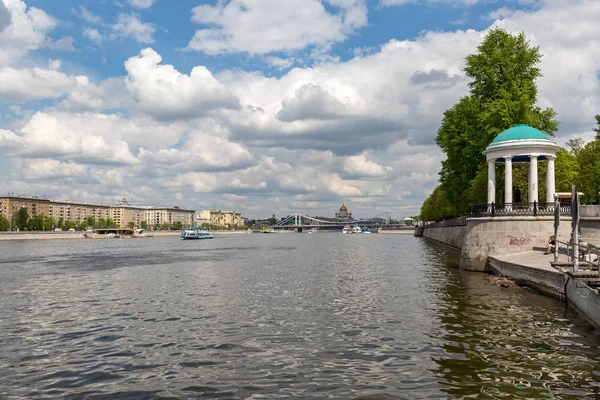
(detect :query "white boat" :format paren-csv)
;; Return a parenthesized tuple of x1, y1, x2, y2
(342, 226, 352, 234)
(363, 228, 372, 233)
(181, 227, 214, 240)
(132, 229, 150, 238)
(307, 228, 319, 234)
(352, 226, 362, 234)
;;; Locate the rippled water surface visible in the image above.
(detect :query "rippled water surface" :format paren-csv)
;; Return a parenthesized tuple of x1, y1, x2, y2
(1, 233, 600, 399)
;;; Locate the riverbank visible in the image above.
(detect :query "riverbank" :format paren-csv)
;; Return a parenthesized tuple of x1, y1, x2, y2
(0, 230, 252, 241)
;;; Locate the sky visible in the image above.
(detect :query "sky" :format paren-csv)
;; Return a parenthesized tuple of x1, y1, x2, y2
(0, 0, 598, 220)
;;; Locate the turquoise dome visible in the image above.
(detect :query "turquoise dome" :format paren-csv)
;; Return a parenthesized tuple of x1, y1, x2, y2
(492, 124, 551, 143)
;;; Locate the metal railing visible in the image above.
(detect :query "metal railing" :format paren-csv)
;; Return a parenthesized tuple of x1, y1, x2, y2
(468, 202, 572, 218)
(422, 216, 467, 228)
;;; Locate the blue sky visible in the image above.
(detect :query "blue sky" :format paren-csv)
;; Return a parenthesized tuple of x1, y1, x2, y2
(28, 0, 533, 79)
(0, 0, 599, 219)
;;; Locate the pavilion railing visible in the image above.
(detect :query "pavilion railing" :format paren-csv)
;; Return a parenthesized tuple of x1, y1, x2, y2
(468, 202, 572, 218)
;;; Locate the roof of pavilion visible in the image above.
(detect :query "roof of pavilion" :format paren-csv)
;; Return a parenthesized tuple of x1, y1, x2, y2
(483, 124, 559, 160)
(491, 124, 551, 143)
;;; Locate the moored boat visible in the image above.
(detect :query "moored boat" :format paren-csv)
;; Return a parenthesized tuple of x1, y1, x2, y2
(342, 226, 352, 234)
(181, 227, 214, 240)
(352, 226, 362, 234)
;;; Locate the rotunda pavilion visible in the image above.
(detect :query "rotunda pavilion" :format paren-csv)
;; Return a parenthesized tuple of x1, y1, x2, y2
(482, 124, 560, 205)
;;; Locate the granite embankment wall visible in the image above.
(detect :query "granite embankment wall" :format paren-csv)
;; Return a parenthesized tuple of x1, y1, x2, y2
(419, 225, 467, 251)
(581, 205, 600, 242)
(421, 217, 573, 271)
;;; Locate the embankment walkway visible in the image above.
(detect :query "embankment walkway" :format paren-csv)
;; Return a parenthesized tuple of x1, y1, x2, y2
(488, 249, 600, 330)
(488, 250, 568, 299)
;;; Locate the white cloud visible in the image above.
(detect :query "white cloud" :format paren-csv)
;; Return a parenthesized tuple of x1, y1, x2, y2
(344, 154, 392, 178)
(187, 0, 367, 55)
(77, 6, 102, 25)
(265, 56, 295, 70)
(45, 35, 75, 51)
(0, 111, 186, 165)
(124, 47, 240, 120)
(110, 13, 155, 43)
(128, 0, 154, 8)
(83, 27, 103, 44)
(0, 65, 79, 102)
(17, 159, 87, 180)
(0, 0, 57, 65)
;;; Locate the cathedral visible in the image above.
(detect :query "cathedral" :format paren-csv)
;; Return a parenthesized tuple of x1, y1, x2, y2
(335, 204, 353, 221)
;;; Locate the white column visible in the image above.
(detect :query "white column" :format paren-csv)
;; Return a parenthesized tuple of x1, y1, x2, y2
(487, 159, 496, 204)
(529, 155, 538, 203)
(546, 156, 556, 203)
(504, 157, 512, 204)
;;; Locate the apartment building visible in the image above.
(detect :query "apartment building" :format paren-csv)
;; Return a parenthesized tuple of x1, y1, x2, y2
(143, 206, 195, 229)
(0, 195, 195, 229)
(49, 201, 110, 222)
(199, 210, 242, 228)
(0, 196, 50, 222)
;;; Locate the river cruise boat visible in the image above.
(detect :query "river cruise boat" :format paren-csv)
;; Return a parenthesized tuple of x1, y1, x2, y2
(342, 226, 352, 234)
(352, 226, 363, 234)
(181, 227, 214, 240)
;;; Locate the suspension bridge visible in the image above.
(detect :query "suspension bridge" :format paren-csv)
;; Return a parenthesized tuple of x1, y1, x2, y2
(273, 212, 411, 231)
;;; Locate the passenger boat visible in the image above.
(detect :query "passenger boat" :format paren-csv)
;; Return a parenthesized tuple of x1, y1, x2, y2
(307, 228, 319, 234)
(363, 228, 372, 234)
(181, 227, 214, 240)
(342, 226, 352, 234)
(352, 226, 362, 234)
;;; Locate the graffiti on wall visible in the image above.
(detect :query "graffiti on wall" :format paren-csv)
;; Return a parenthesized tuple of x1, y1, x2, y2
(508, 236, 530, 246)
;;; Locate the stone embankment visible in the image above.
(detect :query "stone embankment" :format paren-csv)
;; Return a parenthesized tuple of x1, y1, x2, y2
(416, 205, 600, 329)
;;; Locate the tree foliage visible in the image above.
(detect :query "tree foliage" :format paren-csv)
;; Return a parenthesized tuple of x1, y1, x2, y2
(420, 186, 456, 222)
(576, 140, 600, 204)
(0, 215, 9, 231)
(16, 208, 29, 231)
(594, 114, 600, 141)
(424, 28, 558, 220)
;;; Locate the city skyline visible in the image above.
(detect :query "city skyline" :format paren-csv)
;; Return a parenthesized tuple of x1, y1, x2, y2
(0, 0, 599, 219)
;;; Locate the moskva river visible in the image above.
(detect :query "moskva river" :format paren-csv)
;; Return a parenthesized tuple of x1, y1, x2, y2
(1, 233, 599, 399)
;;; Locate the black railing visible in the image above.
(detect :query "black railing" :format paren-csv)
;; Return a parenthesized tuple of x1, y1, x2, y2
(423, 216, 467, 228)
(468, 202, 572, 218)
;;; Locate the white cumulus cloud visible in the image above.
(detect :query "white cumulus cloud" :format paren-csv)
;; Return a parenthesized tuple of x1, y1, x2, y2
(124, 47, 240, 120)
(187, 0, 367, 55)
(111, 13, 155, 43)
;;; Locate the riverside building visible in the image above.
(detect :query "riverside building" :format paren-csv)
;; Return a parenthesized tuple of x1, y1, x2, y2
(0, 194, 194, 229)
(199, 210, 242, 228)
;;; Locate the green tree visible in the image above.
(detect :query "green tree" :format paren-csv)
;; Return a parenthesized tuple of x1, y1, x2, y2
(565, 138, 585, 156)
(420, 186, 456, 222)
(172, 221, 183, 230)
(140, 220, 147, 230)
(577, 140, 600, 204)
(594, 114, 600, 141)
(555, 148, 579, 193)
(16, 208, 29, 231)
(64, 220, 77, 230)
(86, 216, 95, 228)
(127, 221, 135, 229)
(0, 215, 10, 231)
(433, 28, 558, 216)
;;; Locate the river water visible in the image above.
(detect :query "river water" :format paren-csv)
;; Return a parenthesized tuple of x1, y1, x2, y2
(1, 233, 599, 399)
